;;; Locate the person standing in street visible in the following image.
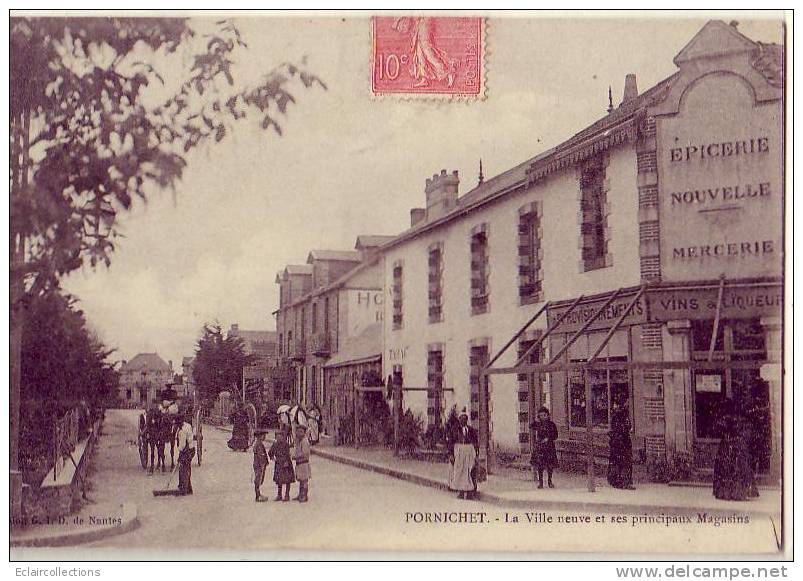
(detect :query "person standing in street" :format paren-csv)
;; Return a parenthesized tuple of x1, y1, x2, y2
(293, 424, 311, 503)
(607, 398, 636, 490)
(175, 412, 196, 495)
(449, 410, 479, 500)
(530, 407, 558, 489)
(252, 428, 270, 502)
(269, 426, 295, 501)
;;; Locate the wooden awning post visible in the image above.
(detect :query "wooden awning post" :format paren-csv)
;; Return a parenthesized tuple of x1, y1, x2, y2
(393, 378, 401, 456)
(353, 382, 359, 449)
(708, 275, 726, 362)
(513, 295, 585, 369)
(486, 301, 550, 370)
(584, 368, 596, 493)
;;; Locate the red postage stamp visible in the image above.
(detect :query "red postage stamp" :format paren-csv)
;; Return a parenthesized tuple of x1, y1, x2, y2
(371, 17, 485, 98)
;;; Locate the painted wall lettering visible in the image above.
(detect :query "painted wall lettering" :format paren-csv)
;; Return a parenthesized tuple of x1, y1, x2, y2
(672, 240, 774, 259)
(669, 182, 770, 206)
(669, 137, 769, 162)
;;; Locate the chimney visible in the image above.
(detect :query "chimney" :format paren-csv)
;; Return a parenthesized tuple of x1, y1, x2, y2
(621, 74, 638, 105)
(169, 360, 173, 371)
(424, 169, 459, 221)
(410, 208, 426, 227)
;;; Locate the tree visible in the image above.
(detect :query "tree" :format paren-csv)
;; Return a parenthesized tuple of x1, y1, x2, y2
(193, 323, 257, 404)
(9, 16, 325, 505)
(21, 289, 118, 407)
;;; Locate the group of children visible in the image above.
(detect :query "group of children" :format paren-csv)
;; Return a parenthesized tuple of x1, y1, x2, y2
(252, 423, 311, 503)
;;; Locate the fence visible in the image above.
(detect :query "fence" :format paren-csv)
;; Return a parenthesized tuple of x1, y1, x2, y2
(52, 405, 91, 482)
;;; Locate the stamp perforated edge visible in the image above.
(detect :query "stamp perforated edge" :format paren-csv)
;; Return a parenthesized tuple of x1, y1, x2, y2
(369, 16, 488, 102)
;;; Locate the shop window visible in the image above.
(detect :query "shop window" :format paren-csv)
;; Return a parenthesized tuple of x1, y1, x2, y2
(518, 206, 543, 303)
(569, 357, 629, 429)
(392, 261, 403, 330)
(470, 226, 489, 315)
(691, 319, 768, 457)
(427, 347, 444, 427)
(428, 243, 444, 323)
(579, 160, 609, 272)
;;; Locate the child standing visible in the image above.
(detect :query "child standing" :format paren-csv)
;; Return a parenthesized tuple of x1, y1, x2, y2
(293, 424, 311, 503)
(268, 426, 295, 501)
(253, 428, 270, 502)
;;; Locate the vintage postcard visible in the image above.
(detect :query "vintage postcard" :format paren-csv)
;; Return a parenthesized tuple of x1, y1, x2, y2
(8, 10, 790, 562)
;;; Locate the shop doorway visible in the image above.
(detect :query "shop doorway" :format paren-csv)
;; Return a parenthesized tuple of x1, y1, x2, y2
(691, 318, 771, 472)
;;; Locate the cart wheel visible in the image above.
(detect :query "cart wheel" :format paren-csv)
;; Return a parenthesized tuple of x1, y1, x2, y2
(138, 433, 148, 469)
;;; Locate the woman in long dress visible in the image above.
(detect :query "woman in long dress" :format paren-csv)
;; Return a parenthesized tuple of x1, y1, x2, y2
(227, 408, 250, 452)
(607, 405, 635, 490)
(268, 426, 296, 501)
(530, 407, 558, 489)
(713, 400, 758, 501)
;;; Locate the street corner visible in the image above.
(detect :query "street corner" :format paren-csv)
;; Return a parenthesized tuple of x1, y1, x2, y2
(11, 502, 140, 548)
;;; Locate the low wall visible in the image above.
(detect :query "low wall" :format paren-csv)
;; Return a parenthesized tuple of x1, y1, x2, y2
(19, 416, 102, 527)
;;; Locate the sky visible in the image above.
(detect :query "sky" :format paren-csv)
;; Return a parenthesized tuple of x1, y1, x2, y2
(61, 12, 785, 368)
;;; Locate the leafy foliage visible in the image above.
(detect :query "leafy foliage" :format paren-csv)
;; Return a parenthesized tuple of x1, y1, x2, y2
(193, 323, 257, 403)
(21, 290, 118, 407)
(10, 16, 326, 302)
(397, 409, 424, 455)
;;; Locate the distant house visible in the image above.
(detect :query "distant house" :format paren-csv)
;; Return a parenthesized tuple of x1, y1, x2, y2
(118, 353, 173, 407)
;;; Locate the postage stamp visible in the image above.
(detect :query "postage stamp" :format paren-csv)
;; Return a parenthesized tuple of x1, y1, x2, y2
(371, 16, 485, 98)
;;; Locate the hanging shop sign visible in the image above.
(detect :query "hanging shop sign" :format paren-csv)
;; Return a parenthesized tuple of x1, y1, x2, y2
(546, 291, 647, 334)
(695, 374, 722, 393)
(646, 283, 782, 322)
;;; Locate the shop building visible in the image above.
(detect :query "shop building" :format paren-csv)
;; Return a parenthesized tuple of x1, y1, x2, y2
(380, 21, 783, 480)
(274, 236, 391, 431)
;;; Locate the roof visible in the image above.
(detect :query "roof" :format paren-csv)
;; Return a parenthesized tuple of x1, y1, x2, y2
(355, 235, 395, 250)
(323, 323, 382, 369)
(232, 329, 277, 344)
(306, 249, 361, 263)
(377, 21, 784, 255)
(181, 356, 194, 366)
(284, 264, 313, 276)
(121, 353, 171, 372)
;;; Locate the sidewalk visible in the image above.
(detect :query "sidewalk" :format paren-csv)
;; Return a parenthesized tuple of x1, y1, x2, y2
(10, 501, 138, 548)
(311, 441, 782, 519)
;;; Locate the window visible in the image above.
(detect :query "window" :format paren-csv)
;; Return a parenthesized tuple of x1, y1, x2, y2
(518, 203, 543, 303)
(470, 225, 489, 315)
(427, 347, 444, 427)
(126, 389, 132, 400)
(468, 343, 489, 423)
(579, 158, 609, 271)
(392, 261, 403, 329)
(279, 333, 283, 355)
(300, 307, 306, 340)
(324, 297, 330, 334)
(569, 357, 629, 428)
(312, 302, 318, 332)
(691, 318, 768, 466)
(428, 243, 444, 323)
